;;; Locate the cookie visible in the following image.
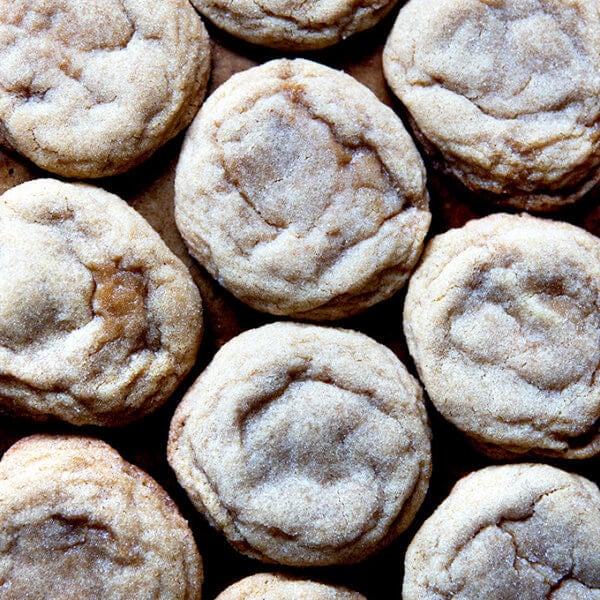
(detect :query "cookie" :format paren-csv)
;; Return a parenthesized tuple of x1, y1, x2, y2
(0, 178, 202, 426)
(168, 322, 431, 566)
(215, 573, 366, 600)
(383, 0, 600, 210)
(0, 435, 202, 599)
(190, 0, 398, 50)
(403, 464, 600, 600)
(403, 213, 600, 459)
(175, 59, 430, 320)
(0, 0, 211, 178)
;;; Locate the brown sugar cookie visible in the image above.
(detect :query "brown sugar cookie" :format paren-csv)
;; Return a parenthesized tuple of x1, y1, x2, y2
(190, 0, 398, 50)
(403, 464, 600, 600)
(0, 435, 202, 599)
(383, 0, 600, 210)
(0, 178, 202, 426)
(215, 573, 366, 600)
(175, 59, 430, 320)
(403, 213, 600, 459)
(168, 322, 431, 566)
(0, 0, 211, 178)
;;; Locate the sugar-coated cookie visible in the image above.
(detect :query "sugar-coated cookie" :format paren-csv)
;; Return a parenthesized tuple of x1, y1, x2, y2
(0, 179, 202, 425)
(215, 573, 366, 600)
(403, 464, 600, 600)
(404, 213, 600, 458)
(0, 0, 211, 178)
(383, 0, 600, 210)
(168, 322, 431, 566)
(175, 59, 430, 320)
(0, 435, 202, 599)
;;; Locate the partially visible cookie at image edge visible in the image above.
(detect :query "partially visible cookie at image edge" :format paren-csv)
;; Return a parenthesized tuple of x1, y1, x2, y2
(0, 0, 211, 178)
(0, 435, 203, 599)
(383, 0, 600, 210)
(168, 322, 431, 566)
(404, 212, 600, 459)
(403, 464, 600, 599)
(0, 178, 202, 426)
(215, 573, 366, 600)
(175, 58, 430, 320)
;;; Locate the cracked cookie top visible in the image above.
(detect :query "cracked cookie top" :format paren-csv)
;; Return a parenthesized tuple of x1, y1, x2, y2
(175, 59, 430, 320)
(0, 0, 210, 178)
(403, 464, 600, 600)
(190, 0, 398, 50)
(403, 213, 600, 459)
(0, 435, 202, 599)
(215, 573, 366, 600)
(168, 322, 431, 566)
(383, 0, 600, 210)
(0, 178, 202, 426)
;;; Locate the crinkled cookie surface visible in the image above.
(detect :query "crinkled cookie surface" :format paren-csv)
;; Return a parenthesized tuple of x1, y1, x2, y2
(191, 0, 398, 50)
(175, 58, 430, 320)
(383, 0, 600, 209)
(0, 0, 211, 178)
(168, 322, 431, 565)
(215, 573, 366, 600)
(404, 213, 600, 458)
(0, 435, 202, 599)
(0, 178, 202, 426)
(403, 464, 600, 600)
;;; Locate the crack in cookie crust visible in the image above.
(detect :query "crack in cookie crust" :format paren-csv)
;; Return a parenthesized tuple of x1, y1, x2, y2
(168, 322, 431, 565)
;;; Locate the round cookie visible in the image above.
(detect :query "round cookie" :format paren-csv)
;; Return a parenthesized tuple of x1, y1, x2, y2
(168, 322, 431, 566)
(403, 213, 600, 459)
(0, 0, 211, 178)
(383, 0, 600, 210)
(0, 178, 202, 426)
(190, 0, 398, 50)
(0, 435, 202, 599)
(175, 59, 430, 320)
(215, 573, 366, 600)
(403, 464, 600, 600)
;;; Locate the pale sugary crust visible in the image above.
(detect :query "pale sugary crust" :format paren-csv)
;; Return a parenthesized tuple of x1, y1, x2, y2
(175, 58, 430, 320)
(0, 178, 202, 426)
(403, 464, 600, 599)
(404, 213, 600, 458)
(0, 0, 211, 178)
(383, 0, 600, 209)
(191, 0, 399, 50)
(168, 322, 431, 566)
(0, 435, 202, 599)
(215, 573, 366, 600)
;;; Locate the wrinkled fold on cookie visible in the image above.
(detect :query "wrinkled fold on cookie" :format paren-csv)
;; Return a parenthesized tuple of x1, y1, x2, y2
(404, 213, 600, 458)
(403, 464, 600, 599)
(0, 435, 203, 599)
(175, 59, 430, 320)
(0, 179, 202, 426)
(383, 0, 600, 210)
(215, 573, 366, 600)
(190, 0, 398, 50)
(0, 0, 211, 178)
(168, 322, 431, 566)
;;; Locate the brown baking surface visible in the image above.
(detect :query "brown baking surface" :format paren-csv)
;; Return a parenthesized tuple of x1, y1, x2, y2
(0, 11, 599, 598)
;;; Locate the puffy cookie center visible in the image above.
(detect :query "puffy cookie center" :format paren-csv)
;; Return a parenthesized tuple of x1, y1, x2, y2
(239, 379, 409, 546)
(217, 90, 402, 279)
(0, 516, 126, 598)
(0, 223, 93, 348)
(419, 0, 597, 118)
(449, 261, 600, 390)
